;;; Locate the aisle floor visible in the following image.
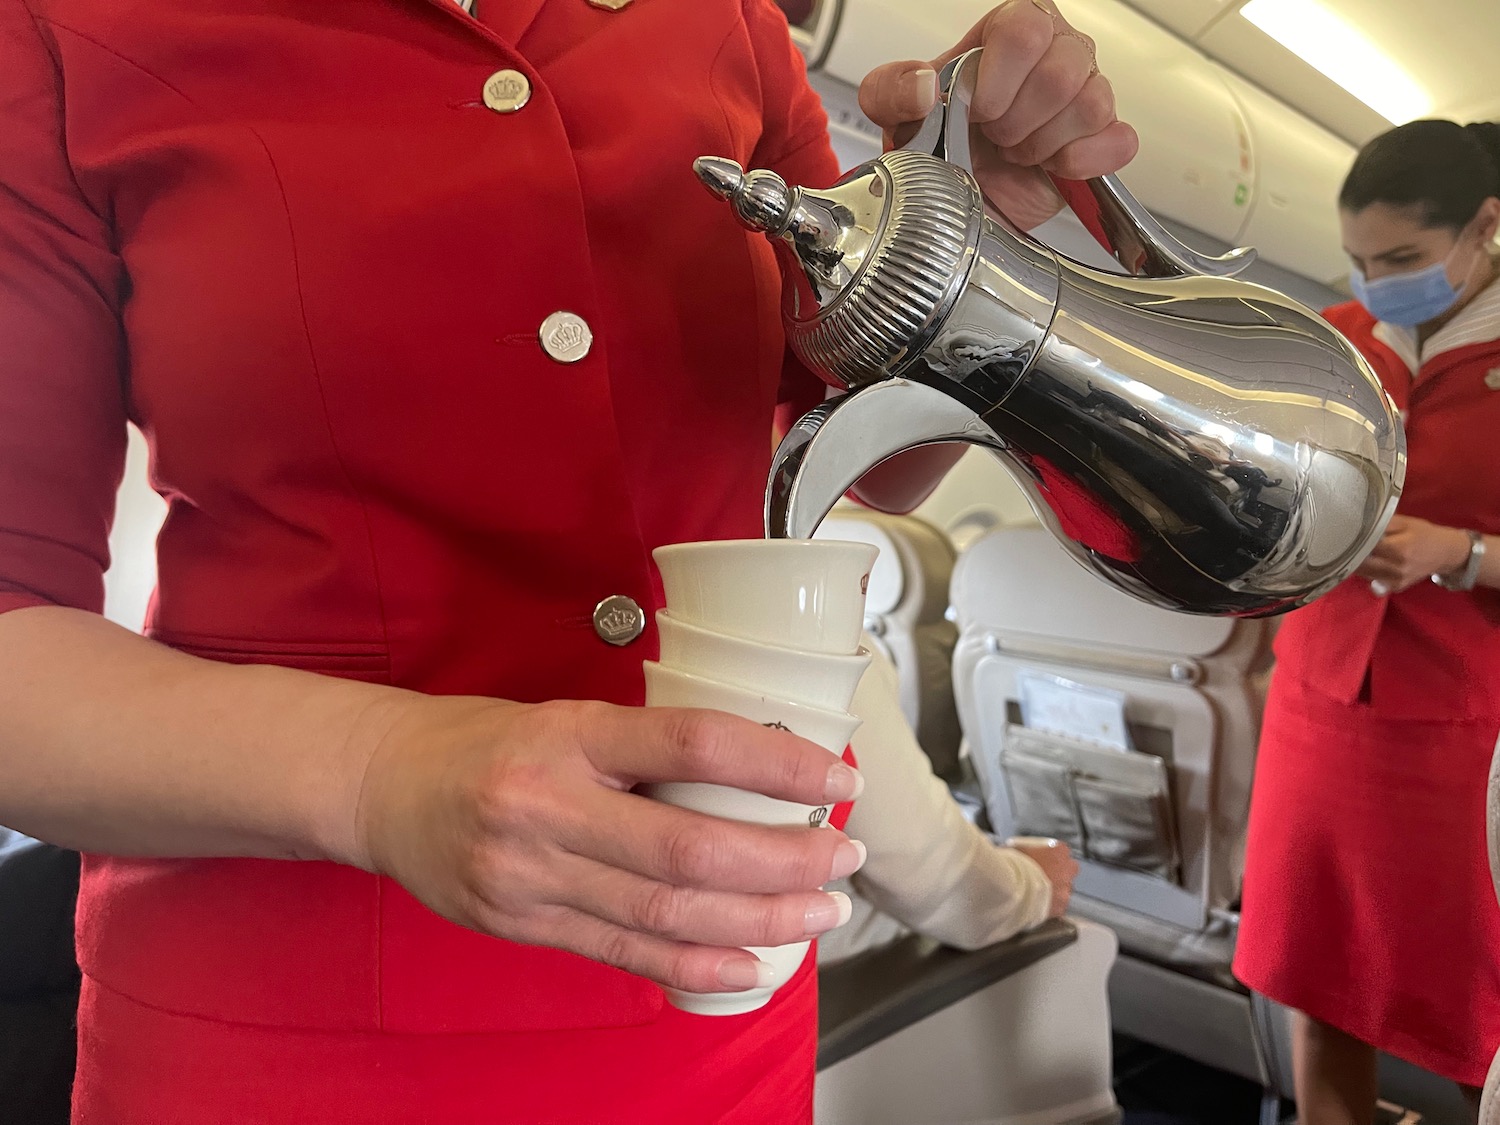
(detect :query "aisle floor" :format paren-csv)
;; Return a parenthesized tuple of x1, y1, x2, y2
(1115, 1035, 1279, 1125)
(1115, 1038, 1427, 1125)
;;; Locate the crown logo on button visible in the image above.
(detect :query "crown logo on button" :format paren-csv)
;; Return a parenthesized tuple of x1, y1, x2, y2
(487, 76, 526, 102)
(549, 322, 587, 353)
(596, 606, 640, 641)
(808, 806, 830, 829)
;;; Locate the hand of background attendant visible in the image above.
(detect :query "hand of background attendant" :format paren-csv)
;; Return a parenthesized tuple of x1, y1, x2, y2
(1356, 514, 1473, 594)
(354, 696, 865, 994)
(856, 0, 1139, 230)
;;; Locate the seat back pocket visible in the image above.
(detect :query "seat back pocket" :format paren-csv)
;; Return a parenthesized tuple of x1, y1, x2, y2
(1001, 725, 1180, 884)
(997, 748, 1086, 853)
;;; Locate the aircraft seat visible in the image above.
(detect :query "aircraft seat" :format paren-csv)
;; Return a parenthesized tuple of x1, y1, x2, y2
(817, 511, 964, 782)
(813, 513, 1121, 1125)
(816, 918, 1121, 1125)
(948, 526, 1285, 1096)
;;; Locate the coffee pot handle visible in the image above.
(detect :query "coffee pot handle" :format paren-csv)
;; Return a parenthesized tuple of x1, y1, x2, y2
(905, 48, 1256, 280)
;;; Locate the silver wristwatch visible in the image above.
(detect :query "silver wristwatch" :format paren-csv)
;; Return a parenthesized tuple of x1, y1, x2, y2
(1432, 530, 1486, 591)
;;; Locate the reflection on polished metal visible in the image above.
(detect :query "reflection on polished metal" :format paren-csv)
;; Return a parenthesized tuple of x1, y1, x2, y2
(593, 595, 646, 646)
(694, 48, 1406, 617)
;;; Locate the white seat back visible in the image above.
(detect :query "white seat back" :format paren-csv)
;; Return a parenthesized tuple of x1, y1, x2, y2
(819, 511, 963, 780)
(815, 921, 1121, 1125)
(951, 527, 1272, 929)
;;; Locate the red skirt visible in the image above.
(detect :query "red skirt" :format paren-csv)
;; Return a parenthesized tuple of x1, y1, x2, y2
(71, 758, 856, 1123)
(1233, 674, 1500, 1086)
(73, 953, 818, 1125)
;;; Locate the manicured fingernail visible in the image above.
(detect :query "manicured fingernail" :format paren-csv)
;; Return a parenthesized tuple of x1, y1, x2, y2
(718, 958, 775, 990)
(805, 891, 854, 935)
(906, 66, 930, 111)
(906, 67, 938, 111)
(829, 839, 867, 880)
(825, 763, 864, 802)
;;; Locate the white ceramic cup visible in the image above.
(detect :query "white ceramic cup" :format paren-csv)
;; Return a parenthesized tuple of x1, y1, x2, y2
(653, 538, 877, 655)
(1005, 836, 1065, 851)
(668, 939, 814, 1018)
(640, 661, 861, 1016)
(655, 612, 873, 714)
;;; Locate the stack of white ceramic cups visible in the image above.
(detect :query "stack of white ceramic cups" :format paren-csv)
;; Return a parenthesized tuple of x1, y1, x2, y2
(646, 538, 879, 1016)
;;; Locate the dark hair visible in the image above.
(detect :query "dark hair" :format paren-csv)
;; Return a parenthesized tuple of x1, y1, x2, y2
(1339, 119, 1500, 230)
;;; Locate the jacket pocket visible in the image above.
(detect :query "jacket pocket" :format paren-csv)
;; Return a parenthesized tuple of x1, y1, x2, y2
(151, 632, 665, 1033)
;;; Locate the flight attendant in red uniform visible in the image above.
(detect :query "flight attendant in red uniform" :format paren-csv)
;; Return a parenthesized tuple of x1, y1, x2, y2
(1235, 120, 1500, 1124)
(0, 0, 1135, 1121)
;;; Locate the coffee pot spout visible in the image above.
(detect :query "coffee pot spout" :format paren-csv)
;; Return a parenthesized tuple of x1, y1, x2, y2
(766, 380, 995, 540)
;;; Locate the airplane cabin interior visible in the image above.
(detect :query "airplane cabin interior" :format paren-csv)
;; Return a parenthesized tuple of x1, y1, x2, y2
(3, 1, 1500, 1123)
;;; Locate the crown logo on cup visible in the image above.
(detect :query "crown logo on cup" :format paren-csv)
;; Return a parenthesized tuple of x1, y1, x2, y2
(860, 573, 869, 595)
(808, 806, 829, 828)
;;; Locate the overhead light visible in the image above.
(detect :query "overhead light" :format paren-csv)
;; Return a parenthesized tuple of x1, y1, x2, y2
(1239, 0, 1432, 124)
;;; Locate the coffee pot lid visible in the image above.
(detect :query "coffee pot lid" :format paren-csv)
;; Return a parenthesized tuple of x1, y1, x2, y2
(694, 149, 984, 387)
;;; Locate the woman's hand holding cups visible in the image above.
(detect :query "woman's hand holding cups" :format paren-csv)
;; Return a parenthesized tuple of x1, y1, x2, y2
(352, 694, 865, 995)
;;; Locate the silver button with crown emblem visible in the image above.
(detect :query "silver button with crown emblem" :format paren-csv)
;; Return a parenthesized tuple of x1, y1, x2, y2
(593, 595, 645, 646)
(540, 311, 593, 363)
(483, 69, 532, 113)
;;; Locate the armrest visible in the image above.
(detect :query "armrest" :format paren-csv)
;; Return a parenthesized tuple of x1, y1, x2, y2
(817, 918, 1078, 1070)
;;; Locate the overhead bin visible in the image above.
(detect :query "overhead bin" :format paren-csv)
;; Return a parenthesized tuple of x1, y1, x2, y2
(1222, 71, 1357, 288)
(1062, 0, 1256, 250)
(821, 0, 1255, 248)
(800, 0, 1355, 288)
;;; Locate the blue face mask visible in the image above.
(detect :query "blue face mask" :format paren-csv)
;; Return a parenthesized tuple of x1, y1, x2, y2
(1349, 242, 1470, 328)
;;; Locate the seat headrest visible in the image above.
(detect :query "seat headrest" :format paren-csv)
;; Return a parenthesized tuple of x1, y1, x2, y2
(953, 527, 1236, 659)
(818, 516, 905, 615)
(818, 511, 958, 619)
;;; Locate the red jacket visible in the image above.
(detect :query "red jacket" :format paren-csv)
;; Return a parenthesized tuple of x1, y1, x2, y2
(1271, 299, 1500, 720)
(0, 0, 842, 1117)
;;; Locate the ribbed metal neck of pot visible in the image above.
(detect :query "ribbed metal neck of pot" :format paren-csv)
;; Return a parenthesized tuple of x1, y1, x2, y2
(789, 149, 984, 388)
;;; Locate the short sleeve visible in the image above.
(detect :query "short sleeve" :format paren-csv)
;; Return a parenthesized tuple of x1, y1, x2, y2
(0, 1, 128, 618)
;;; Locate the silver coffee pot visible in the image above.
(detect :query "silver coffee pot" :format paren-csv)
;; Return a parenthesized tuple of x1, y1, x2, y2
(694, 49, 1405, 617)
